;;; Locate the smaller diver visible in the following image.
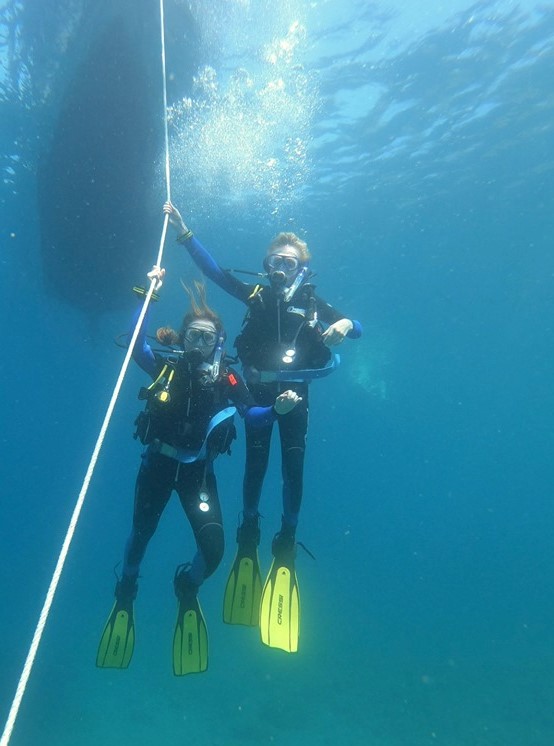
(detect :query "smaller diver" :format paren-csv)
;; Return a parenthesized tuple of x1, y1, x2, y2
(96, 267, 300, 674)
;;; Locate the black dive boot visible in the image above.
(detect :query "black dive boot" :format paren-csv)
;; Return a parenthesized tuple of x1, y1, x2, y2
(271, 526, 296, 563)
(237, 512, 261, 549)
(115, 574, 138, 604)
(172, 564, 208, 675)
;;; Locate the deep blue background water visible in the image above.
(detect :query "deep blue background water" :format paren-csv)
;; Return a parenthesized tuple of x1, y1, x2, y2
(2, 0, 554, 744)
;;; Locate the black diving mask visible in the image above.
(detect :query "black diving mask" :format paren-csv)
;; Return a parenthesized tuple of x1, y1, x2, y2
(182, 322, 218, 361)
(184, 327, 218, 346)
(264, 254, 302, 289)
(264, 254, 300, 273)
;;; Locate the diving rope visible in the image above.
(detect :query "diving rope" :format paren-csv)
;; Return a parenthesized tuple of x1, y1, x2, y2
(0, 2, 172, 743)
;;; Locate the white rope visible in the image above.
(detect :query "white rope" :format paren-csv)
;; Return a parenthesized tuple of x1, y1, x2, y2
(0, 1, 172, 743)
(159, 0, 171, 206)
(0, 294, 153, 745)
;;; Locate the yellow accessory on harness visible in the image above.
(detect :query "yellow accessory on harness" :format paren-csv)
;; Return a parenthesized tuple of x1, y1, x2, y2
(248, 284, 263, 300)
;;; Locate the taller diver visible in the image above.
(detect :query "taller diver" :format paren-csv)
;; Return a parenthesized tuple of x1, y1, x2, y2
(163, 202, 362, 653)
(97, 267, 300, 673)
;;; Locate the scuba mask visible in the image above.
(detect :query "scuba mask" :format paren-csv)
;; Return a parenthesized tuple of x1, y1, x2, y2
(182, 326, 226, 383)
(264, 253, 300, 274)
(182, 322, 218, 360)
(184, 327, 218, 346)
(264, 253, 309, 301)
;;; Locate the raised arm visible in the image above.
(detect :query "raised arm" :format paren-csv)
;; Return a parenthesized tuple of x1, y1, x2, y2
(163, 201, 251, 304)
(127, 303, 157, 376)
(126, 266, 166, 377)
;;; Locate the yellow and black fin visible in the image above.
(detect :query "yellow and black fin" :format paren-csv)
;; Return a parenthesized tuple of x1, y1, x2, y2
(224, 544, 262, 627)
(173, 565, 208, 675)
(260, 533, 299, 653)
(96, 577, 137, 669)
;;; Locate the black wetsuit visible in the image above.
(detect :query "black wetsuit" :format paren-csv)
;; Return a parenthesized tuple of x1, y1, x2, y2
(122, 307, 275, 587)
(180, 234, 362, 536)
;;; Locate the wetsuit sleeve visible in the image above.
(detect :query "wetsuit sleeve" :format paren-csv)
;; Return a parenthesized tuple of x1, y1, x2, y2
(127, 303, 157, 376)
(223, 369, 277, 427)
(179, 234, 253, 304)
(315, 294, 363, 339)
(246, 405, 278, 428)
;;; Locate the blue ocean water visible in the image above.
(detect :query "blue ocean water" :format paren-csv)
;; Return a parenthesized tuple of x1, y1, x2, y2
(2, 0, 554, 744)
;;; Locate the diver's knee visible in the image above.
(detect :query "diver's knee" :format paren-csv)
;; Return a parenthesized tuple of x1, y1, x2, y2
(285, 444, 305, 455)
(284, 445, 305, 470)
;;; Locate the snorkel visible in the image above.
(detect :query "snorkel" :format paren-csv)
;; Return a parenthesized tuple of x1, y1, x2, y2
(282, 265, 310, 303)
(210, 330, 226, 380)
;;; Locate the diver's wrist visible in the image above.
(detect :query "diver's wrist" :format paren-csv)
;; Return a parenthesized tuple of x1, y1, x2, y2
(177, 228, 193, 243)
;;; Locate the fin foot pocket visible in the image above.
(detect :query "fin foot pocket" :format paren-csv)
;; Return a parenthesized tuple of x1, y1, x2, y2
(173, 564, 208, 675)
(223, 548, 263, 626)
(96, 601, 135, 668)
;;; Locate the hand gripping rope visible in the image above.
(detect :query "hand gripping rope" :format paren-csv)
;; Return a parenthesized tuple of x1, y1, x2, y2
(0, 1, 172, 743)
